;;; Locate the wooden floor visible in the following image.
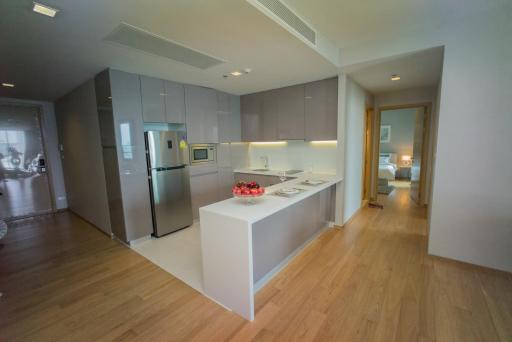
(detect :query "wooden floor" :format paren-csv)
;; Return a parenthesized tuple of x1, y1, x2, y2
(1, 188, 511, 341)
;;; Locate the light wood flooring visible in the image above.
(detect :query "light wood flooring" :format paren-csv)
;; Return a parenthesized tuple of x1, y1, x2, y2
(1, 188, 511, 341)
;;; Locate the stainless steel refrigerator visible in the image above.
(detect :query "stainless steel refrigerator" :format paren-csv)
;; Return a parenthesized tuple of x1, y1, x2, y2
(145, 130, 193, 237)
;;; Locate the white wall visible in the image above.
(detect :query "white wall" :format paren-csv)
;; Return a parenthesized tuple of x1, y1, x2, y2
(0, 97, 67, 209)
(247, 141, 337, 174)
(341, 6, 512, 271)
(342, 77, 373, 223)
(428, 10, 512, 272)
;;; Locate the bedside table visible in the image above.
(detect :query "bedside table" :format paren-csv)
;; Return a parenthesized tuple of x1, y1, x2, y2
(397, 166, 411, 180)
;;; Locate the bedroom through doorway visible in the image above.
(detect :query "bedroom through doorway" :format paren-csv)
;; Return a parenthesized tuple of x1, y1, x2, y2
(375, 105, 429, 204)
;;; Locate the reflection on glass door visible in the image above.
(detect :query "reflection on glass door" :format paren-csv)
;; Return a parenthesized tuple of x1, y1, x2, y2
(0, 104, 53, 219)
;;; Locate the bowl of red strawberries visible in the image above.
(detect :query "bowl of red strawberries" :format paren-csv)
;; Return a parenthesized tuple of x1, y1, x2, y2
(232, 181, 265, 203)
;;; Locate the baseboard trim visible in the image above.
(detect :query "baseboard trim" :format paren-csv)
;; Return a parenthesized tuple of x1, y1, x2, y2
(341, 202, 368, 228)
(428, 253, 512, 276)
(129, 235, 152, 246)
(66, 210, 113, 239)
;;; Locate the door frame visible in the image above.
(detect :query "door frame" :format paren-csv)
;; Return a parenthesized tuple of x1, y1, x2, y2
(372, 102, 431, 205)
(0, 100, 57, 219)
(361, 108, 373, 205)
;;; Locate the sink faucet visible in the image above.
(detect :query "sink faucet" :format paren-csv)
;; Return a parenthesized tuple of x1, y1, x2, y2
(260, 156, 269, 169)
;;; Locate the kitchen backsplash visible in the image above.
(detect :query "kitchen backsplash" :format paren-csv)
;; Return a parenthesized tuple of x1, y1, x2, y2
(219, 141, 337, 174)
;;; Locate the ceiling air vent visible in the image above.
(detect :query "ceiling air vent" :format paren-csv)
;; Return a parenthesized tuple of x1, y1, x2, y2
(104, 23, 224, 69)
(255, 0, 316, 45)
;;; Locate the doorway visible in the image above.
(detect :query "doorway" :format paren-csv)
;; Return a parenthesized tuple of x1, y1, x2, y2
(0, 103, 54, 220)
(373, 104, 430, 205)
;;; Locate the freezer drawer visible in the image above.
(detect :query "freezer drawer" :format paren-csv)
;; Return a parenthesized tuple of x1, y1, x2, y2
(150, 166, 193, 236)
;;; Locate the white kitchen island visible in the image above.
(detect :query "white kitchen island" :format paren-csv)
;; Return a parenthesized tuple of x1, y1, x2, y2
(200, 172, 342, 320)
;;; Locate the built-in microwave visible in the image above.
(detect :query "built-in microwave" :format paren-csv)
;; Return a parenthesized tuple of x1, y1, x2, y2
(190, 144, 216, 164)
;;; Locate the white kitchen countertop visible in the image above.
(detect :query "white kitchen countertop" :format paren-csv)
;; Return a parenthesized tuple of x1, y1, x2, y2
(200, 171, 343, 224)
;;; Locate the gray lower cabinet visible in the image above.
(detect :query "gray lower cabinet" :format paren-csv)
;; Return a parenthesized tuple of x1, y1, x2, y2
(305, 77, 338, 141)
(189, 168, 220, 219)
(241, 93, 263, 142)
(276, 84, 305, 140)
(140, 76, 166, 123)
(218, 167, 235, 200)
(164, 80, 186, 124)
(185, 85, 219, 143)
(218, 91, 241, 142)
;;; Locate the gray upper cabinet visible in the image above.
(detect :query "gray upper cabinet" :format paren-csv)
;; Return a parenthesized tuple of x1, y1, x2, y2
(305, 77, 338, 141)
(276, 84, 305, 140)
(218, 91, 241, 142)
(262, 91, 279, 141)
(164, 80, 186, 124)
(185, 85, 218, 143)
(241, 93, 263, 142)
(140, 76, 166, 123)
(229, 94, 241, 142)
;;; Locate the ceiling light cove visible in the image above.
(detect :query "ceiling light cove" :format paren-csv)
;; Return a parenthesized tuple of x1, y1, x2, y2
(391, 74, 401, 81)
(2, 83, 15, 88)
(32, 2, 59, 17)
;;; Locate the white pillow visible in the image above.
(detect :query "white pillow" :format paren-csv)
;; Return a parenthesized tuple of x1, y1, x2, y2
(379, 156, 390, 164)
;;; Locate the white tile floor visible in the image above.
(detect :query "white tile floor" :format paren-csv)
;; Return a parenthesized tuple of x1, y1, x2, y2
(131, 221, 204, 293)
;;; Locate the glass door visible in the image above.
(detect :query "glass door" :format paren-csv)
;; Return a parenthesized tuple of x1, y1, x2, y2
(0, 104, 53, 219)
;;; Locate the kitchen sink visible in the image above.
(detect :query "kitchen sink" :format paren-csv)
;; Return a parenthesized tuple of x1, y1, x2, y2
(285, 169, 303, 175)
(251, 168, 270, 172)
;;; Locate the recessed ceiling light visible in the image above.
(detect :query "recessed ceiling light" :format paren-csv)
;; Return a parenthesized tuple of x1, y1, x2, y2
(230, 71, 243, 76)
(32, 2, 59, 18)
(391, 74, 401, 81)
(2, 83, 15, 88)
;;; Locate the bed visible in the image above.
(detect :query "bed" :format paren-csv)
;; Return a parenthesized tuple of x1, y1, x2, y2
(378, 153, 398, 180)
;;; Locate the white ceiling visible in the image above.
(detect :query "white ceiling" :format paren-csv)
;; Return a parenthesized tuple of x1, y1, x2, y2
(1, 0, 504, 101)
(345, 47, 444, 94)
(284, 0, 507, 50)
(0, 0, 338, 101)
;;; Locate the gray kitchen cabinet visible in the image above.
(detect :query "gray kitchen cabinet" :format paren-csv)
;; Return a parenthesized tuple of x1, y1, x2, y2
(218, 168, 235, 200)
(240, 78, 338, 142)
(217, 143, 235, 200)
(217, 90, 231, 113)
(241, 93, 263, 142)
(262, 90, 279, 141)
(305, 77, 338, 141)
(103, 69, 154, 242)
(185, 85, 219, 143)
(164, 80, 186, 124)
(140, 76, 166, 123)
(229, 94, 241, 142)
(276, 84, 305, 140)
(218, 91, 241, 142)
(189, 165, 220, 219)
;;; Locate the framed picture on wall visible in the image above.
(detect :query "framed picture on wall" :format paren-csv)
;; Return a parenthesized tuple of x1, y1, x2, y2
(380, 125, 391, 143)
